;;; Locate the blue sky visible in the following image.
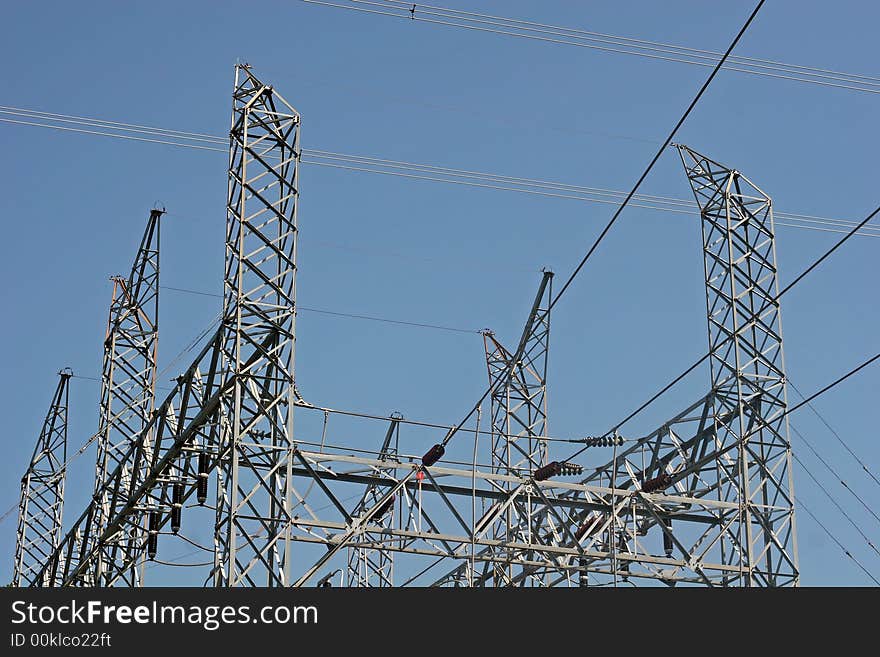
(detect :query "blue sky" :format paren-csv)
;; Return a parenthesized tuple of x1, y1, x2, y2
(0, 0, 877, 586)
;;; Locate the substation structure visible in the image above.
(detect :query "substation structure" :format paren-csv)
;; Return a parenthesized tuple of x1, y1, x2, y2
(14, 66, 798, 587)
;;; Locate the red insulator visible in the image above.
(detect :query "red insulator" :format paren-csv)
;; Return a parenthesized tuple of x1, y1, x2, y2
(534, 461, 561, 481)
(422, 444, 445, 467)
(642, 473, 672, 493)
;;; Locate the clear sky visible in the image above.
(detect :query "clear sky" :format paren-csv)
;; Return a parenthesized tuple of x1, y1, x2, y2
(0, 0, 877, 586)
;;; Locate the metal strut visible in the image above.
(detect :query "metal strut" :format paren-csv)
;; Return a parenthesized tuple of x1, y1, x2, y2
(346, 415, 402, 586)
(24, 73, 800, 589)
(91, 208, 162, 587)
(13, 370, 72, 586)
(212, 64, 301, 587)
(480, 271, 553, 586)
(676, 144, 798, 586)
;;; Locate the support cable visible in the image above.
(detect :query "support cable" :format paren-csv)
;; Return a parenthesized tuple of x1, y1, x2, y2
(563, 203, 880, 462)
(789, 379, 880, 488)
(791, 446, 880, 558)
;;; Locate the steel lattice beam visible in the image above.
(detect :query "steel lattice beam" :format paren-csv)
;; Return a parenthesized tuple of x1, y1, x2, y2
(425, 148, 799, 587)
(212, 64, 300, 587)
(478, 271, 552, 586)
(24, 71, 801, 589)
(346, 415, 401, 586)
(90, 208, 162, 587)
(27, 65, 299, 588)
(14, 370, 72, 586)
(676, 144, 798, 586)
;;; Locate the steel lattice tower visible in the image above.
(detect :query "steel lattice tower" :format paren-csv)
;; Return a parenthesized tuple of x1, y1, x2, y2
(23, 68, 799, 588)
(676, 144, 798, 585)
(91, 209, 162, 586)
(346, 415, 402, 586)
(212, 65, 301, 586)
(478, 271, 552, 586)
(13, 370, 72, 586)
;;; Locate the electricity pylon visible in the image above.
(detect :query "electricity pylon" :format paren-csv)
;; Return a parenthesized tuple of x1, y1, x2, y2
(90, 209, 162, 586)
(13, 370, 72, 586)
(211, 64, 301, 586)
(24, 69, 798, 588)
(27, 65, 300, 588)
(675, 144, 798, 585)
(477, 272, 553, 585)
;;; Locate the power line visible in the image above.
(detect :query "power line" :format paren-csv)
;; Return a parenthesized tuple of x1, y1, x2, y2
(430, 0, 768, 456)
(788, 379, 880, 489)
(776, 206, 880, 299)
(786, 353, 880, 419)
(161, 285, 480, 335)
(792, 446, 880, 558)
(300, 0, 880, 95)
(2, 108, 877, 239)
(549, 0, 768, 309)
(791, 424, 880, 527)
(567, 202, 880, 458)
(796, 494, 880, 585)
(391, 0, 880, 84)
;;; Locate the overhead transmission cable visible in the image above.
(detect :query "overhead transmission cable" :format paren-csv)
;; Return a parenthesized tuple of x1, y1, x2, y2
(427, 0, 769, 455)
(162, 285, 480, 335)
(796, 495, 880, 585)
(1, 107, 877, 239)
(300, 0, 880, 95)
(793, 449, 880, 559)
(788, 379, 880, 489)
(790, 424, 880, 526)
(563, 202, 880, 463)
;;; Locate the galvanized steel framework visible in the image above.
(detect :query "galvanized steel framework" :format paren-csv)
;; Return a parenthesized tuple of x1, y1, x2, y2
(91, 209, 162, 586)
(13, 370, 72, 586)
(677, 144, 798, 585)
(213, 65, 300, 586)
(345, 416, 401, 587)
(479, 271, 552, 586)
(19, 68, 799, 588)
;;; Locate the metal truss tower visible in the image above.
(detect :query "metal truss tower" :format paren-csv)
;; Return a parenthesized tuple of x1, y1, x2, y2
(212, 65, 300, 587)
(478, 271, 552, 585)
(346, 415, 402, 586)
(676, 144, 798, 585)
(23, 68, 798, 589)
(428, 148, 798, 587)
(27, 65, 299, 588)
(13, 370, 72, 586)
(91, 209, 162, 586)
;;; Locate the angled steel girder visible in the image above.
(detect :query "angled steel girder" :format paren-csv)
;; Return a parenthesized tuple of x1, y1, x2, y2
(30, 330, 225, 586)
(91, 209, 162, 586)
(14, 370, 72, 586)
(426, 148, 799, 587)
